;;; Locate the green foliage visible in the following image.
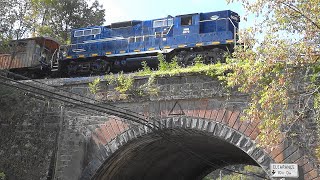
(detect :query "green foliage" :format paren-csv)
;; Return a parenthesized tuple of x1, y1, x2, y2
(203, 165, 265, 180)
(88, 77, 101, 94)
(314, 91, 320, 160)
(169, 56, 180, 70)
(89, 54, 226, 98)
(138, 61, 152, 76)
(215, 174, 243, 180)
(243, 165, 264, 175)
(0, 172, 5, 180)
(0, 0, 34, 40)
(194, 55, 204, 68)
(0, 0, 105, 43)
(114, 72, 134, 94)
(0, 38, 11, 54)
(156, 54, 182, 72)
(157, 53, 168, 71)
(223, 0, 320, 151)
(104, 72, 115, 84)
(31, 0, 105, 42)
(202, 177, 213, 180)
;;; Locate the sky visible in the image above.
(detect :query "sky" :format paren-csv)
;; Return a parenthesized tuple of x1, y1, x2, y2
(97, 0, 254, 30)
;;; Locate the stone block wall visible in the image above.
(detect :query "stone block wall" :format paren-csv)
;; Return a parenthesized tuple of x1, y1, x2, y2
(29, 74, 320, 179)
(0, 85, 61, 180)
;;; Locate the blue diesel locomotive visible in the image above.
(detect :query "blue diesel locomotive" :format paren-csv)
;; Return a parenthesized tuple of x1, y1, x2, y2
(53, 10, 240, 76)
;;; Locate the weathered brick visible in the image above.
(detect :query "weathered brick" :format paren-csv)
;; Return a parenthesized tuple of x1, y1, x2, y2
(192, 100, 203, 117)
(222, 109, 233, 125)
(210, 106, 222, 121)
(216, 108, 226, 123)
(284, 149, 303, 163)
(232, 118, 243, 131)
(238, 120, 250, 134)
(227, 110, 240, 127)
(303, 163, 314, 174)
(274, 153, 285, 163)
(186, 100, 196, 117)
(198, 100, 209, 118)
(250, 127, 260, 140)
(304, 169, 318, 179)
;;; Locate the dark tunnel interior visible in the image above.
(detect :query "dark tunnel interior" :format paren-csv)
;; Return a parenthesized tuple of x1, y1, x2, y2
(93, 129, 261, 180)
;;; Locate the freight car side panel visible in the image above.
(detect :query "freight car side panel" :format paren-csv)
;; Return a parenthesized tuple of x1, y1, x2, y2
(0, 53, 29, 70)
(0, 40, 42, 70)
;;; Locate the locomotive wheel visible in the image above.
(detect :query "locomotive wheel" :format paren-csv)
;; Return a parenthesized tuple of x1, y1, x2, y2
(105, 64, 111, 74)
(176, 51, 187, 67)
(202, 50, 216, 64)
(200, 48, 226, 64)
(67, 61, 77, 77)
(211, 48, 226, 63)
(176, 51, 198, 67)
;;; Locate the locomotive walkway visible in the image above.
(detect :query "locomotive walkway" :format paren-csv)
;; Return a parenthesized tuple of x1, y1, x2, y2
(1, 73, 319, 179)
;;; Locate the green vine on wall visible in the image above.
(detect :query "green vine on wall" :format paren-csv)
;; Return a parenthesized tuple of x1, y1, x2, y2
(88, 77, 101, 94)
(89, 54, 225, 99)
(0, 172, 5, 180)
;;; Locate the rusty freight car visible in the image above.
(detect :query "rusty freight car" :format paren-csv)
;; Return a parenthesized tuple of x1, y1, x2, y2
(0, 37, 60, 78)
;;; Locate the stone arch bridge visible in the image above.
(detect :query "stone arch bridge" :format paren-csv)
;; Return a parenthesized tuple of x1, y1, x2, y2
(41, 75, 320, 180)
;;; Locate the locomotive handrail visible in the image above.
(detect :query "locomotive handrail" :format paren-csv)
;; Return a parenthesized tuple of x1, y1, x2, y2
(72, 49, 86, 53)
(227, 17, 238, 48)
(84, 37, 126, 43)
(165, 25, 174, 36)
(50, 49, 58, 67)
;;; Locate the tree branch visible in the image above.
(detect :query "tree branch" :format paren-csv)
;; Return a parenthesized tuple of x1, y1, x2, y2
(282, 2, 320, 30)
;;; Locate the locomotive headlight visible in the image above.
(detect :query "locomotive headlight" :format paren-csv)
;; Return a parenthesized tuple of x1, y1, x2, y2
(210, 15, 219, 20)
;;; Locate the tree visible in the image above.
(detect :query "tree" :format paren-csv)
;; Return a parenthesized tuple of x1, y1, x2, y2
(0, 0, 105, 44)
(223, 0, 320, 153)
(31, 0, 105, 43)
(0, 0, 34, 40)
(0, 0, 36, 70)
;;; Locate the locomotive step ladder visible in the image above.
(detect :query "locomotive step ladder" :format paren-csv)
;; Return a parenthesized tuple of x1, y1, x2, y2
(50, 49, 59, 72)
(50, 45, 66, 72)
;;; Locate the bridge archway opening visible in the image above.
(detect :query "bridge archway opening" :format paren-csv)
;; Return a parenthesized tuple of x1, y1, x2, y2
(92, 119, 270, 180)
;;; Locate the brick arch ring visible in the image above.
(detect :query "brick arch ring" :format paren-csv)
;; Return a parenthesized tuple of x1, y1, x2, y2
(80, 116, 274, 180)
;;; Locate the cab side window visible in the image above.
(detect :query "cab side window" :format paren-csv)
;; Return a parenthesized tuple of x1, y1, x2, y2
(181, 16, 192, 26)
